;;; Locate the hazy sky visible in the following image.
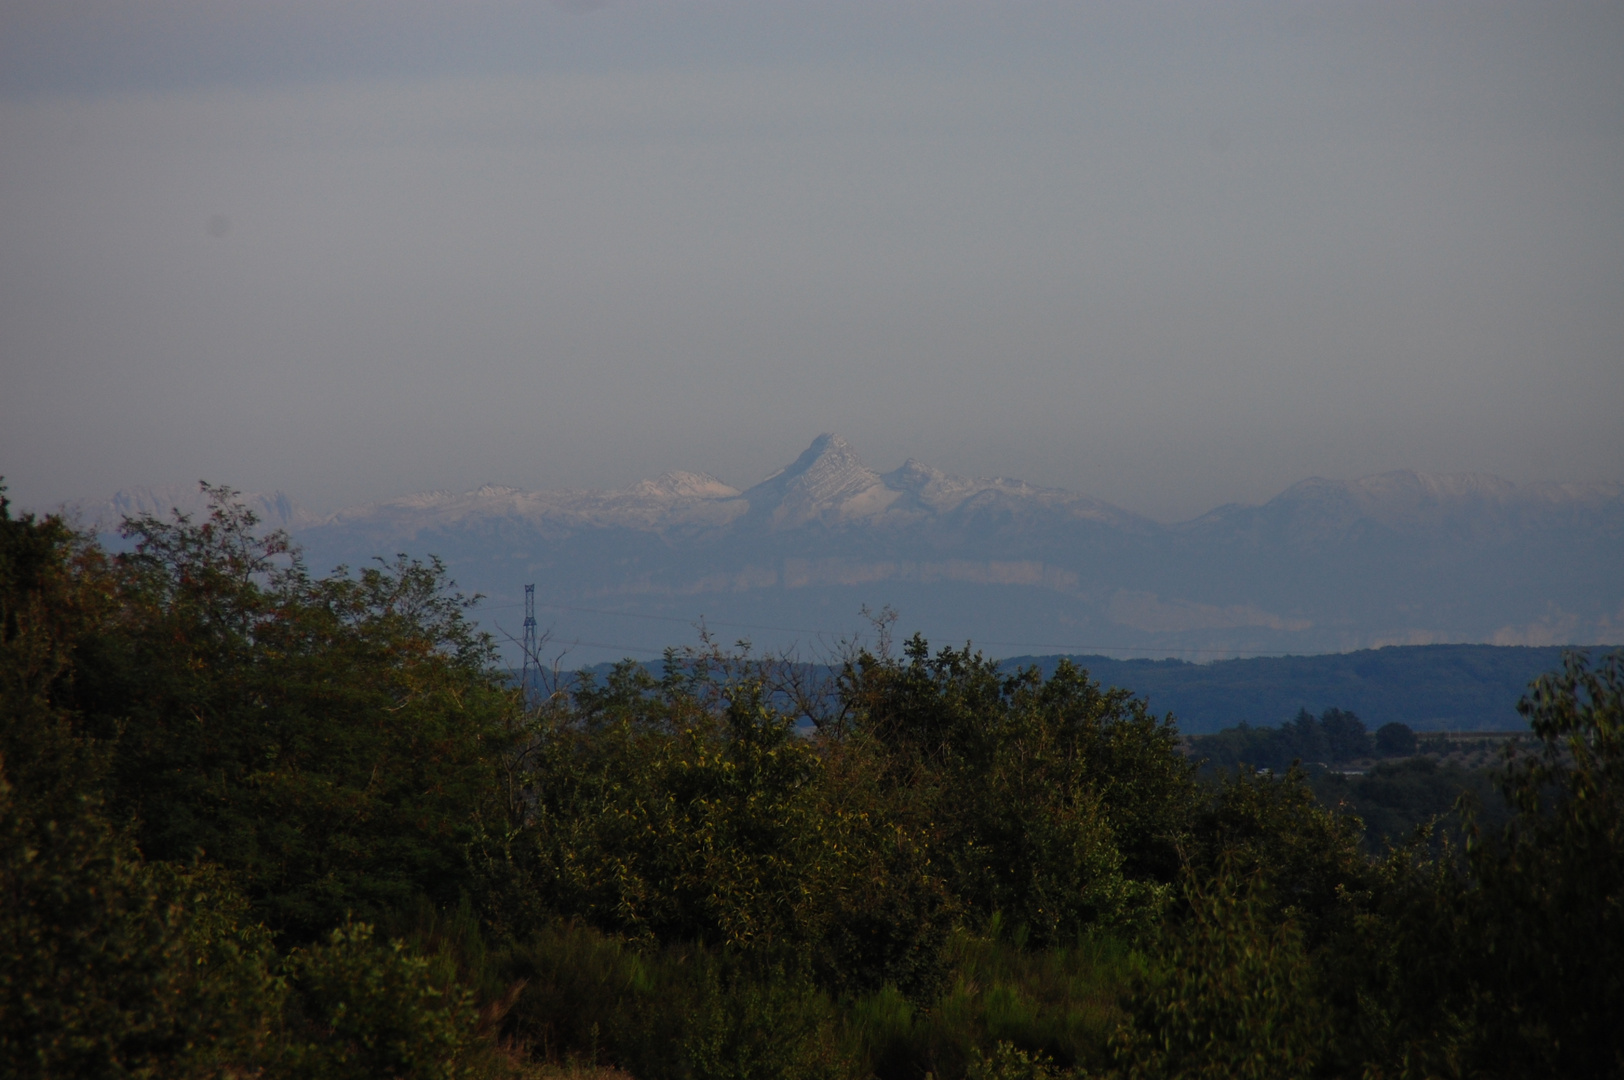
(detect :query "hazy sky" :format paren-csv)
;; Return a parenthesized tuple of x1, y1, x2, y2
(3, 1, 1621, 521)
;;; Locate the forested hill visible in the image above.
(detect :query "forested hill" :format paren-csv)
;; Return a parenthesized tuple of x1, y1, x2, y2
(1007, 644, 1585, 733)
(575, 643, 1595, 734)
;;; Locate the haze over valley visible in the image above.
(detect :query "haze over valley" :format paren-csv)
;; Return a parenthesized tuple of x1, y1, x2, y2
(74, 434, 1624, 670)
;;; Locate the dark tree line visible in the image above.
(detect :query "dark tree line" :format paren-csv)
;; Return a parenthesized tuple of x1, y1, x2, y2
(1192, 706, 1419, 774)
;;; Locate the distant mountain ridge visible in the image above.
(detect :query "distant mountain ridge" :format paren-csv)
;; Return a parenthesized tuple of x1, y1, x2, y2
(301, 434, 1151, 539)
(74, 436, 1624, 665)
(299, 434, 1619, 542)
(72, 484, 319, 533)
(1184, 471, 1624, 547)
(1010, 644, 1591, 733)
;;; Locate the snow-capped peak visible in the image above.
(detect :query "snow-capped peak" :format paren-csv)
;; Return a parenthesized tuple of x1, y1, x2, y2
(630, 472, 741, 500)
(743, 434, 899, 528)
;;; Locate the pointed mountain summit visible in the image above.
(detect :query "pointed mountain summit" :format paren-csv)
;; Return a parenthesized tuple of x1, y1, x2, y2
(743, 434, 899, 529)
(733, 435, 1146, 531)
(59, 441, 1622, 659)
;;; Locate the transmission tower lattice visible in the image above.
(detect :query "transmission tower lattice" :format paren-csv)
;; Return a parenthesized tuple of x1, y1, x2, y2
(520, 584, 537, 698)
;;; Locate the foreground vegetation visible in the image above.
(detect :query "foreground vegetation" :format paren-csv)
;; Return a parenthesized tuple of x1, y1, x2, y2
(2, 486, 1619, 1078)
(1187, 710, 1517, 851)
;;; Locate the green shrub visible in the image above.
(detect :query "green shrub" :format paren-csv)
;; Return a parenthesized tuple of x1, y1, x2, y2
(521, 686, 831, 957)
(1187, 764, 1371, 946)
(497, 921, 852, 1080)
(966, 1040, 1067, 1080)
(278, 920, 482, 1080)
(499, 921, 652, 1063)
(1461, 651, 1624, 1077)
(1112, 869, 1326, 1080)
(666, 967, 849, 1080)
(0, 768, 280, 1080)
(840, 641, 1187, 946)
(843, 931, 1136, 1080)
(1, 492, 282, 1078)
(93, 490, 516, 941)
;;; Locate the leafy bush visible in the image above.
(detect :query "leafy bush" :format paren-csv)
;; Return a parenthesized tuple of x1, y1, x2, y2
(1308, 755, 1506, 851)
(1, 490, 281, 1079)
(89, 490, 516, 940)
(278, 921, 483, 1080)
(0, 765, 280, 1080)
(520, 684, 834, 957)
(965, 1040, 1066, 1080)
(1461, 651, 1624, 1077)
(1186, 764, 1371, 945)
(497, 920, 850, 1080)
(1111, 870, 1326, 1080)
(842, 930, 1137, 1079)
(839, 639, 1187, 945)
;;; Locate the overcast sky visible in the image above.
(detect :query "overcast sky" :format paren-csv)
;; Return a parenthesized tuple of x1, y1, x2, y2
(3, 1, 1620, 521)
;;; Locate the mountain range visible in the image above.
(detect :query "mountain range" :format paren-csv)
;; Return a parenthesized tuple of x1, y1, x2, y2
(73, 435, 1624, 667)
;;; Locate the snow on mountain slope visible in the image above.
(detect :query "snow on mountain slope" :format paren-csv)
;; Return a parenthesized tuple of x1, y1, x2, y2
(319, 473, 746, 537)
(93, 441, 1611, 552)
(78, 442, 1623, 560)
(72, 484, 317, 532)
(304, 434, 1151, 541)
(1180, 469, 1624, 547)
(73, 440, 1622, 660)
(741, 434, 898, 528)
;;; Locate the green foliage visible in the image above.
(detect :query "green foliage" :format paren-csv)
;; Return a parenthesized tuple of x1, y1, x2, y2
(498, 920, 651, 1063)
(1308, 838, 1478, 1080)
(662, 967, 849, 1080)
(84, 487, 516, 938)
(965, 1040, 1067, 1080)
(0, 762, 280, 1080)
(804, 735, 958, 999)
(496, 920, 850, 1080)
(1186, 765, 1371, 944)
(0, 487, 500, 1079)
(859, 931, 1136, 1078)
(521, 683, 831, 955)
(840, 639, 1188, 945)
(0, 490, 281, 1079)
(1460, 651, 1624, 1077)
(1112, 870, 1326, 1080)
(279, 920, 482, 1080)
(496, 919, 1134, 1080)
(503, 658, 958, 998)
(1308, 755, 1506, 851)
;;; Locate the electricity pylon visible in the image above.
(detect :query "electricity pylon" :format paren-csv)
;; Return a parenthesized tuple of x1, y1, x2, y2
(520, 583, 537, 700)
